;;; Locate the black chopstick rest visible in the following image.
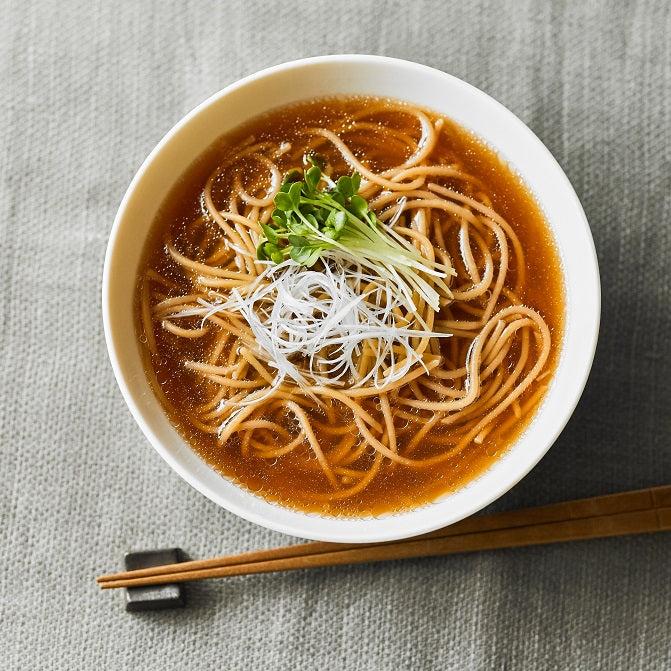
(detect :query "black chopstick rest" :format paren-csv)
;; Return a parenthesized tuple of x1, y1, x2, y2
(124, 548, 186, 612)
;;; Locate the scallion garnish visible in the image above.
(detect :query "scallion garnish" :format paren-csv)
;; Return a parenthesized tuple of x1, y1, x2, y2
(256, 157, 454, 313)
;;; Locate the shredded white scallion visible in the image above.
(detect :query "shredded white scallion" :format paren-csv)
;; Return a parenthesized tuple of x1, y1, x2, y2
(176, 257, 451, 391)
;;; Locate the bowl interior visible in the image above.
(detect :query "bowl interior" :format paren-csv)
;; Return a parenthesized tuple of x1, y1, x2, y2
(103, 56, 599, 542)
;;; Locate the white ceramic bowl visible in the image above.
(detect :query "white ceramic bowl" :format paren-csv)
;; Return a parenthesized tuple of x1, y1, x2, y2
(103, 55, 600, 543)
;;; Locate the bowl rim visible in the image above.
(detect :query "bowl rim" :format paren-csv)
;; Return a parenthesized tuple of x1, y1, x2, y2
(103, 54, 600, 542)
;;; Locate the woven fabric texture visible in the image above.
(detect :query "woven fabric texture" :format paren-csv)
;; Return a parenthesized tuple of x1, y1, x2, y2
(1, 1, 669, 669)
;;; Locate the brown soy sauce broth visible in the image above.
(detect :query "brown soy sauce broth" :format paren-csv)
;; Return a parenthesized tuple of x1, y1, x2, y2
(138, 96, 565, 516)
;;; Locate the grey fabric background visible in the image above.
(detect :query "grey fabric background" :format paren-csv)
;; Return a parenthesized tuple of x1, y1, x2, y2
(1, 0, 669, 669)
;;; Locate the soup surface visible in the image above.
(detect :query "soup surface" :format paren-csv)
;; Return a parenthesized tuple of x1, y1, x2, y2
(138, 96, 564, 516)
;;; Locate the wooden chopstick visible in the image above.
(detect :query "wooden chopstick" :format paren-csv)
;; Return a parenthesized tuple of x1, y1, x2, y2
(97, 485, 671, 589)
(98, 484, 671, 583)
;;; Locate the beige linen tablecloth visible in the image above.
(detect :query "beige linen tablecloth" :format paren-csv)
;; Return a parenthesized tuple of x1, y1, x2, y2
(1, 1, 669, 668)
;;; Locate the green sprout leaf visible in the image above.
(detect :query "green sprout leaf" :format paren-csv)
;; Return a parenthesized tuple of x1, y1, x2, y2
(303, 247, 322, 267)
(259, 222, 279, 245)
(288, 234, 309, 248)
(333, 210, 347, 232)
(348, 195, 368, 220)
(288, 181, 302, 209)
(305, 165, 321, 194)
(351, 172, 361, 194)
(271, 209, 287, 226)
(336, 175, 354, 199)
(274, 192, 294, 211)
(290, 245, 322, 266)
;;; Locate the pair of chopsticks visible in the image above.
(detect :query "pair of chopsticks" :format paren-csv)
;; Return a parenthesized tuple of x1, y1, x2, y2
(97, 484, 671, 590)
